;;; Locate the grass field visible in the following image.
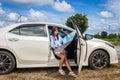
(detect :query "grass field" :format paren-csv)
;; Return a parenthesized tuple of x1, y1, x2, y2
(101, 38, 120, 46)
(0, 57, 120, 80)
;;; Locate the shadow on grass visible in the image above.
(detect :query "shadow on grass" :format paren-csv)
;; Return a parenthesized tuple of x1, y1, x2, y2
(13, 66, 92, 74)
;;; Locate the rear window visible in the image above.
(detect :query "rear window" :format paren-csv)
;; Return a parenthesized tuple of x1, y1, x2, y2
(10, 24, 47, 37)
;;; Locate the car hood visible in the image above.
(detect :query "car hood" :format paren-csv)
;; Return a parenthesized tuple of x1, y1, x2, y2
(89, 38, 113, 45)
(91, 38, 106, 42)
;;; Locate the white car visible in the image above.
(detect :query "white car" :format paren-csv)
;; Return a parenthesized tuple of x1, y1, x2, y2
(0, 19, 118, 74)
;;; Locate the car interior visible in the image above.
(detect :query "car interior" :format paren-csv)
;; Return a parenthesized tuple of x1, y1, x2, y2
(48, 26, 78, 63)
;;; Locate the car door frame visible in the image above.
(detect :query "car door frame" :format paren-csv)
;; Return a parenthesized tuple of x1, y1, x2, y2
(70, 18, 87, 72)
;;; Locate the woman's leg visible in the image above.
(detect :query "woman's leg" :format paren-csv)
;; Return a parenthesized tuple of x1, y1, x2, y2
(63, 53, 77, 77)
(55, 53, 76, 77)
(55, 53, 65, 70)
(62, 53, 72, 72)
(55, 53, 72, 72)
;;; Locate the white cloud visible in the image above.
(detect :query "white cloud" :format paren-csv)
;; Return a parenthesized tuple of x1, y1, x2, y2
(106, 0, 120, 14)
(100, 11, 113, 18)
(0, 7, 5, 14)
(21, 16, 28, 22)
(5, 0, 54, 6)
(0, 1, 73, 27)
(103, 0, 120, 29)
(5, 8, 48, 22)
(53, 0, 74, 13)
(28, 9, 48, 21)
(4, 0, 74, 13)
(7, 12, 19, 21)
(9, 9, 48, 22)
(87, 0, 120, 34)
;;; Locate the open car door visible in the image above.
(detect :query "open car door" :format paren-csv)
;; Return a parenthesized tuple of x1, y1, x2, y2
(70, 18, 87, 72)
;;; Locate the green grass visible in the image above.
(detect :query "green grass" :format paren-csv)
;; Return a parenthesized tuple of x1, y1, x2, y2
(100, 38, 120, 46)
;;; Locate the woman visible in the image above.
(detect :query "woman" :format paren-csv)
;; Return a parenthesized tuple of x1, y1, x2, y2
(50, 27, 77, 77)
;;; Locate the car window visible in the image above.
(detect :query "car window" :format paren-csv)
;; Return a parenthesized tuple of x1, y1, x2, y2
(10, 24, 47, 37)
(10, 28, 20, 35)
(59, 28, 72, 38)
(48, 26, 72, 38)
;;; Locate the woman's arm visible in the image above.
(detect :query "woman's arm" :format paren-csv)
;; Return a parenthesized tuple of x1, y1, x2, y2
(50, 35, 55, 48)
(59, 35, 63, 44)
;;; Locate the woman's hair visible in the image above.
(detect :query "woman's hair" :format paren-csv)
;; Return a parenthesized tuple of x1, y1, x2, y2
(51, 26, 59, 40)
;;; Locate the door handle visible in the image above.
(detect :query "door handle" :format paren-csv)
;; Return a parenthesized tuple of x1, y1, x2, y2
(80, 43, 85, 46)
(8, 38, 19, 42)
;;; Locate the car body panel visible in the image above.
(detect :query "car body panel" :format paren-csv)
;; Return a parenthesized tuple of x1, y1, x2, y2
(5, 24, 50, 65)
(83, 39, 118, 66)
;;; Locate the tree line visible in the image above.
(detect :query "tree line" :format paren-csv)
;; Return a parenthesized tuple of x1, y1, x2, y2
(94, 31, 120, 39)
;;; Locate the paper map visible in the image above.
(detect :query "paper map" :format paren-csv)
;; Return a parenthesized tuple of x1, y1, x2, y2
(62, 32, 76, 44)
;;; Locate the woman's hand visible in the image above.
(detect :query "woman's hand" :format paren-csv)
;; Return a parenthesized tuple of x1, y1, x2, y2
(54, 46, 58, 49)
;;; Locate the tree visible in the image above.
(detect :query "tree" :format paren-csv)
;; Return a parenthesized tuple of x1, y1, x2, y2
(66, 13, 89, 33)
(101, 31, 108, 38)
(94, 33, 101, 38)
(108, 33, 117, 39)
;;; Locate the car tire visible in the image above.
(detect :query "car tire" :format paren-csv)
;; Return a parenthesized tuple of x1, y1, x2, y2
(0, 51, 15, 75)
(89, 50, 109, 70)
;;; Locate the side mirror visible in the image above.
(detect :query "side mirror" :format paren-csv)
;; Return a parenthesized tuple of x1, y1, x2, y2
(85, 34, 93, 40)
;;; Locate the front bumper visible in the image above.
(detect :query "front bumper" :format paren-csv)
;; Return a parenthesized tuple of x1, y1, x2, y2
(109, 48, 118, 64)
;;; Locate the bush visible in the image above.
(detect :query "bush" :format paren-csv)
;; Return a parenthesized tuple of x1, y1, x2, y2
(108, 33, 117, 39)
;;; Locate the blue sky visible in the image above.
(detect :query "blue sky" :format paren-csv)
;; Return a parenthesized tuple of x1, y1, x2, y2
(0, 0, 120, 34)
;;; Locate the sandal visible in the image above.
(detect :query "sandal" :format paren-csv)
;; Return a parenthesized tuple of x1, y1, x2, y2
(68, 72, 77, 77)
(58, 69, 66, 75)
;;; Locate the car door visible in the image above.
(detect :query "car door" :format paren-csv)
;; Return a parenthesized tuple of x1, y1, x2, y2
(70, 18, 87, 72)
(5, 24, 49, 64)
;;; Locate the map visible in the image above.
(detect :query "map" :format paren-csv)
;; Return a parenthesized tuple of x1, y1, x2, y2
(62, 31, 76, 44)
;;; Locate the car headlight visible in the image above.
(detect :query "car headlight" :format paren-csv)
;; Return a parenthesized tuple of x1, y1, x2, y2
(105, 42, 114, 48)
